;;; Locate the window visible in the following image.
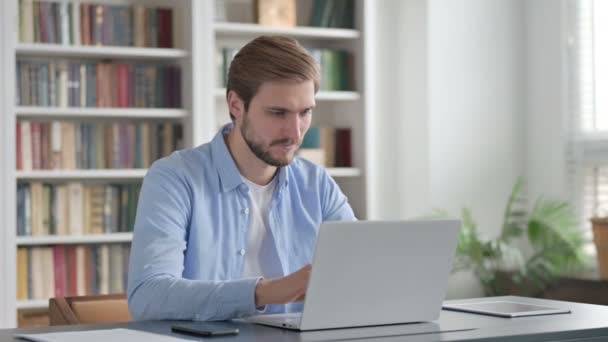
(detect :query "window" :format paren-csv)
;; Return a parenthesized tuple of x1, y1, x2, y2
(567, 0, 608, 254)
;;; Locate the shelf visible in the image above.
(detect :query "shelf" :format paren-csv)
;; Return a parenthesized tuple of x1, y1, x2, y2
(15, 107, 188, 119)
(16, 233, 133, 246)
(315, 91, 360, 101)
(16, 169, 147, 180)
(16, 43, 188, 59)
(214, 22, 360, 40)
(16, 300, 48, 310)
(327, 168, 361, 177)
(215, 88, 359, 101)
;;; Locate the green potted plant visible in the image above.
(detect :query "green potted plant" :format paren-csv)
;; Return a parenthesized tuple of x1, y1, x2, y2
(435, 177, 590, 296)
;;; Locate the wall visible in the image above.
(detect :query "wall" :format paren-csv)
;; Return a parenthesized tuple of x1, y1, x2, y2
(372, 0, 430, 220)
(372, 0, 527, 298)
(524, 0, 568, 202)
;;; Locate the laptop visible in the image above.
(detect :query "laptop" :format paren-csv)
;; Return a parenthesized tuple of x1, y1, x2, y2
(245, 220, 461, 331)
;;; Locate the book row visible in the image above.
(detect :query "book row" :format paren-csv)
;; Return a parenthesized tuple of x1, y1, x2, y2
(19, 0, 174, 48)
(17, 60, 181, 108)
(299, 127, 352, 167)
(17, 244, 131, 300)
(16, 121, 183, 170)
(17, 182, 141, 237)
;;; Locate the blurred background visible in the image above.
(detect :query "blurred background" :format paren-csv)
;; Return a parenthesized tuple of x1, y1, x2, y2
(1, 0, 607, 329)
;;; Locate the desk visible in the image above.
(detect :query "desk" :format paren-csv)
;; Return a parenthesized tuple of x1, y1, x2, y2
(2, 296, 608, 342)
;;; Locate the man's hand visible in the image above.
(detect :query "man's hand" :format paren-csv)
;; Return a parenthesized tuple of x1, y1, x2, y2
(255, 264, 311, 306)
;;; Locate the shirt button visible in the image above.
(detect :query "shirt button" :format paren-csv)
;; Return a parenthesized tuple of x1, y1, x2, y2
(243, 208, 249, 215)
(238, 249, 246, 256)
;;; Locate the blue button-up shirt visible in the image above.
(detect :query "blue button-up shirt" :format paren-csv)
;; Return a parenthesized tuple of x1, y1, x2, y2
(127, 124, 356, 321)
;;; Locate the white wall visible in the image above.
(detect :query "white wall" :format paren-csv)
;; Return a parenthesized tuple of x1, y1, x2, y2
(371, 0, 430, 220)
(429, 0, 526, 298)
(525, 0, 568, 202)
(428, 0, 525, 238)
(373, 0, 526, 298)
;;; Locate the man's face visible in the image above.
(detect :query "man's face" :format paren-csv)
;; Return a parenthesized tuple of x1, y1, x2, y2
(237, 80, 315, 167)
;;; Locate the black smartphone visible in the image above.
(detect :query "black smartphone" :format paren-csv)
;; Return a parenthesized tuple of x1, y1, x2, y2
(171, 323, 240, 337)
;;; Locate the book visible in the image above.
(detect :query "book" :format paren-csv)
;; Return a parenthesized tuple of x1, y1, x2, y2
(256, 0, 296, 27)
(54, 185, 68, 236)
(52, 245, 67, 298)
(67, 182, 83, 235)
(334, 128, 352, 167)
(76, 246, 87, 296)
(30, 182, 43, 236)
(309, 0, 354, 28)
(20, 121, 33, 170)
(65, 246, 77, 296)
(98, 245, 110, 295)
(17, 248, 29, 300)
(298, 149, 326, 166)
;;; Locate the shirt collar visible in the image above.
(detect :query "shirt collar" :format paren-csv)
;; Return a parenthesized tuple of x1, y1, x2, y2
(211, 123, 289, 193)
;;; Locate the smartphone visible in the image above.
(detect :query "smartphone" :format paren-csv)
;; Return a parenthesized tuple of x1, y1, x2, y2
(171, 323, 240, 337)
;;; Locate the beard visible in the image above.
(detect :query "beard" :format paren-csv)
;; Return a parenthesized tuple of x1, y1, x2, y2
(240, 113, 297, 167)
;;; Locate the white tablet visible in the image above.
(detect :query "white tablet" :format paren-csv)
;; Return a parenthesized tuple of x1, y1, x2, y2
(442, 301, 571, 318)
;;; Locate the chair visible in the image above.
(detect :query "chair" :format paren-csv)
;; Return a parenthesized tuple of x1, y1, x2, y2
(49, 294, 131, 325)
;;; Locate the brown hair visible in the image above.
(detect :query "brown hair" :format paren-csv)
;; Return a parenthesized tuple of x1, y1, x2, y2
(226, 36, 320, 121)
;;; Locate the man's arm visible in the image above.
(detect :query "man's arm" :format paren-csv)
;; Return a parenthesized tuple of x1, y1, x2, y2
(127, 158, 260, 321)
(320, 169, 357, 221)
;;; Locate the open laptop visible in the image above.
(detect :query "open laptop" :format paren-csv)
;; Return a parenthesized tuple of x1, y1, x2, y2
(245, 220, 461, 331)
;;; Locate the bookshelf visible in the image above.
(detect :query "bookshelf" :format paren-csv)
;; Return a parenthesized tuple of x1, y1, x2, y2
(0, 0, 376, 328)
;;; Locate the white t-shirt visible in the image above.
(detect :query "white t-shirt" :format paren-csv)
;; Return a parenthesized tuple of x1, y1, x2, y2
(241, 175, 281, 279)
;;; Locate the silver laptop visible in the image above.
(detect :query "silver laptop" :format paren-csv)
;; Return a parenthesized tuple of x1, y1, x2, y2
(245, 220, 461, 331)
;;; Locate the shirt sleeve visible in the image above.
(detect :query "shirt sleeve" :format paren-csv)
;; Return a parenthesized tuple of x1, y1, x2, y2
(320, 169, 357, 221)
(127, 157, 260, 321)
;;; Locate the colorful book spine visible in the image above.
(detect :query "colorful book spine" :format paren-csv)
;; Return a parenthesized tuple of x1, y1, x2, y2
(16, 244, 131, 300)
(16, 61, 181, 109)
(19, 1, 174, 48)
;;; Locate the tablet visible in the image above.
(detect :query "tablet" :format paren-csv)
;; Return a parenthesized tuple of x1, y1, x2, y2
(442, 301, 571, 318)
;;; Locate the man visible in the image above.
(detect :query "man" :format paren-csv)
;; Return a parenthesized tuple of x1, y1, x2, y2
(127, 36, 355, 321)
